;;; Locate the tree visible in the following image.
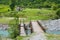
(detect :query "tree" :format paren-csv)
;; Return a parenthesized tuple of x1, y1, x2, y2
(8, 11, 20, 39)
(0, 0, 60, 8)
(10, 0, 16, 11)
(51, 2, 58, 10)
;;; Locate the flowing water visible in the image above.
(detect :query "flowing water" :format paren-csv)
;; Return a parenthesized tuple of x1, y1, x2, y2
(0, 30, 9, 37)
(46, 30, 60, 34)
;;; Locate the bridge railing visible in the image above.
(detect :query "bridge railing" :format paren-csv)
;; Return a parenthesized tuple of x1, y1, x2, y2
(37, 21, 46, 32)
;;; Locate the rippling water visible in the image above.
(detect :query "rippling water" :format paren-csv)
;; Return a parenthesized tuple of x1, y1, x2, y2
(46, 30, 60, 34)
(0, 27, 60, 37)
(0, 30, 9, 37)
(39, 19, 60, 34)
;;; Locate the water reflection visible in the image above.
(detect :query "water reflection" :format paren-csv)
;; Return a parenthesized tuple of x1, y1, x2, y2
(25, 24, 31, 35)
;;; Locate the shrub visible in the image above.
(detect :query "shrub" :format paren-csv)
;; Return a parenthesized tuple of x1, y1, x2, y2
(52, 5, 58, 10)
(56, 8, 60, 18)
(10, 0, 16, 11)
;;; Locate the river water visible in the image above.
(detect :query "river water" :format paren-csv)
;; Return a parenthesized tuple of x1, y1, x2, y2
(46, 30, 60, 34)
(39, 19, 60, 34)
(0, 30, 9, 37)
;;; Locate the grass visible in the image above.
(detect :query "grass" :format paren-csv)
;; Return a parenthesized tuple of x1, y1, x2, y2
(46, 33, 60, 40)
(16, 36, 27, 40)
(0, 17, 13, 24)
(18, 8, 55, 21)
(0, 4, 56, 23)
(0, 4, 55, 20)
(0, 4, 9, 12)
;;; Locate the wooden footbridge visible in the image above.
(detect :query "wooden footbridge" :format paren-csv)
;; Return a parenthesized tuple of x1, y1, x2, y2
(19, 20, 46, 36)
(19, 20, 46, 40)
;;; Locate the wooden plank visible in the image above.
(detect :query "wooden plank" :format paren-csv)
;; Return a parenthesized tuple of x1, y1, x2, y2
(29, 21, 47, 40)
(20, 26, 26, 36)
(31, 21, 44, 33)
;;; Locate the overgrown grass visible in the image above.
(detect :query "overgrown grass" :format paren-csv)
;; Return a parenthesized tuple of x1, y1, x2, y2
(0, 17, 13, 24)
(18, 8, 55, 21)
(46, 33, 60, 40)
(16, 36, 27, 40)
(0, 4, 10, 12)
(0, 5, 56, 23)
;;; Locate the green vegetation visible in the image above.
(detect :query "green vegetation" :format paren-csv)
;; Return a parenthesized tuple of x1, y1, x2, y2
(16, 33, 60, 40)
(18, 8, 55, 20)
(0, 4, 9, 12)
(10, 0, 16, 11)
(0, 0, 60, 8)
(0, 8, 56, 23)
(8, 12, 20, 39)
(0, 8, 56, 18)
(46, 33, 60, 40)
(55, 8, 60, 19)
(0, 17, 12, 24)
(16, 36, 27, 40)
(0, 0, 60, 40)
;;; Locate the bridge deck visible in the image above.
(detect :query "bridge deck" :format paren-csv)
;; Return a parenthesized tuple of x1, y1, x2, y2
(20, 27, 26, 36)
(20, 24, 26, 36)
(29, 21, 46, 40)
(31, 21, 44, 33)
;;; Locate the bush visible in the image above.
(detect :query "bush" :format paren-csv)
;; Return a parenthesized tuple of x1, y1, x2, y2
(57, 4, 60, 8)
(52, 5, 58, 10)
(10, 3, 15, 11)
(10, 0, 16, 11)
(56, 8, 60, 18)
